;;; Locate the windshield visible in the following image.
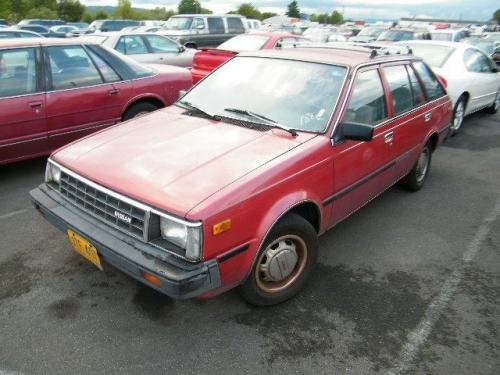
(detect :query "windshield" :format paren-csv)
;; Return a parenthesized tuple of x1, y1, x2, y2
(165, 17, 193, 30)
(431, 32, 452, 41)
(179, 56, 347, 133)
(378, 30, 413, 41)
(218, 35, 270, 52)
(405, 44, 455, 67)
(358, 28, 384, 37)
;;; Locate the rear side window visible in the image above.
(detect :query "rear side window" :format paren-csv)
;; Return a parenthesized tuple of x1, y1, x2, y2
(207, 17, 224, 34)
(383, 65, 413, 116)
(0, 48, 38, 98)
(86, 48, 121, 83)
(47, 45, 103, 90)
(406, 65, 426, 107)
(116, 35, 148, 55)
(413, 61, 446, 100)
(227, 17, 244, 33)
(344, 69, 387, 126)
(464, 48, 495, 73)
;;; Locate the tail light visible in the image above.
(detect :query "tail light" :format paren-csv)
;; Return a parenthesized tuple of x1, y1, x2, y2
(436, 74, 447, 89)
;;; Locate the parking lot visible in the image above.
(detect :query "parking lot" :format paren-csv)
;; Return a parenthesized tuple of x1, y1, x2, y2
(0, 111, 499, 374)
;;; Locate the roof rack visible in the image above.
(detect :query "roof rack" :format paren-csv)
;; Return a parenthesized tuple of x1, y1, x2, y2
(367, 45, 414, 58)
(295, 42, 374, 54)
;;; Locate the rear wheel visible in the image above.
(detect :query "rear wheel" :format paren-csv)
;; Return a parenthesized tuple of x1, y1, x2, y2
(485, 90, 499, 114)
(239, 213, 318, 306)
(123, 102, 159, 121)
(399, 142, 432, 192)
(450, 96, 466, 135)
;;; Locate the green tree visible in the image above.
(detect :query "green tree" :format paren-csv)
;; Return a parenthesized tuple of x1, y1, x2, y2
(261, 12, 277, 20)
(286, 1, 300, 18)
(494, 9, 500, 23)
(57, 0, 85, 22)
(26, 6, 58, 19)
(0, 0, 10, 19)
(115, 0, 133, 19)
(236, 3, 261, 20)
(82, 11, 93, 23)
(200, 7, 212, 14)
(94, 10, 108, 20)
(329, 10, 343, 25)
(178, 0, 201, 14)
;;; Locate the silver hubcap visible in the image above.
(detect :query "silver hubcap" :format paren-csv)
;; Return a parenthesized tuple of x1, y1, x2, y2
(452, 101, 464, 131)
(416, 148, 429, 183)
(256, 235, 307, 293)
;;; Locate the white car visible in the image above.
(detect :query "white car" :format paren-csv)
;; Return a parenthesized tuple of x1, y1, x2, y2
(430, 29, 468, 43)
(399, 40, 500, 134)
(84, 32, 196, 68)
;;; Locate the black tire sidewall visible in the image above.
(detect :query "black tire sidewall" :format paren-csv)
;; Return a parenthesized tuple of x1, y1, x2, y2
(239, 213, 318, 306)
(451, 97, 465, 135)
(123, 102, 158, 121)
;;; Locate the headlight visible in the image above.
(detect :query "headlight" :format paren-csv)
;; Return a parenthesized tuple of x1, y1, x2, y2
(45, 161, 61, 185)
(160, 216, 202, 261)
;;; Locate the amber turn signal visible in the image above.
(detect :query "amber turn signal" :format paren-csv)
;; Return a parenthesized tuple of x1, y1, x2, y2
(143, 272, 162, 287)
(213, 219, 231, 235)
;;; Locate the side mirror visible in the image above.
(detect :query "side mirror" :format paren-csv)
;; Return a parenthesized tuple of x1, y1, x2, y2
(178, 45, 185, 53)
(334, 122, 374, 142)
(196, 24, 205, 30)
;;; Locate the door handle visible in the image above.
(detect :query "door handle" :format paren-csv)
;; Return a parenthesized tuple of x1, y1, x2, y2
(108, 89, 119, 96)
(29, 101, 42, 108)
(424, 112, 432, 122)
(384, 131, 394, 143)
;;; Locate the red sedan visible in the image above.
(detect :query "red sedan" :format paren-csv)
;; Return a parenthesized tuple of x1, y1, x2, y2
(0, 38, 192, 165)
(191, 32, 309, 83)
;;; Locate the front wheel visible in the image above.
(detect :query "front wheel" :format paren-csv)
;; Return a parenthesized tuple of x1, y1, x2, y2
(239, 213, 318, 306)
(398, 142, 432, 192)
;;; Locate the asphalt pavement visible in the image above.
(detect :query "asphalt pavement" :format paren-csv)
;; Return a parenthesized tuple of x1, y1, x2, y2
(0, 111, 499, 374)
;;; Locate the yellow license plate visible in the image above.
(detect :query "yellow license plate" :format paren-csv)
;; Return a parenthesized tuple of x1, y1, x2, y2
(67, 229, 103, 271)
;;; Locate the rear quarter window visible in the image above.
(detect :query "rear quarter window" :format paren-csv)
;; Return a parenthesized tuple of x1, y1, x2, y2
(412, 61, 446, 100)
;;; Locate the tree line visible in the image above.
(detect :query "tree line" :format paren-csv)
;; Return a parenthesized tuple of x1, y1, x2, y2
(0, 0, 344, 25)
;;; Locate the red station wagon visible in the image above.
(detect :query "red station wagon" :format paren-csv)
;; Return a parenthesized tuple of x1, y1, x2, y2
(0, 38, 192, 165)
(31, 46, 452, 306)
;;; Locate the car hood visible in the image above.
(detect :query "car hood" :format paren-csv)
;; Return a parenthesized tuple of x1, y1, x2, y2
(53, 106, 316, 218)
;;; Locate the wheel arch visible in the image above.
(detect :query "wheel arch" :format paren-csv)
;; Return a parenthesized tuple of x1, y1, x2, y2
(121, 95, 166, 120)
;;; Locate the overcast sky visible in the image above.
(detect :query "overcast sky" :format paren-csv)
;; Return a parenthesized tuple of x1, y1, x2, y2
(81, 0, 498, 21)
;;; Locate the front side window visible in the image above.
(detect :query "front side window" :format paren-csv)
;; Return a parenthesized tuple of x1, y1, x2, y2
(207, 17, 224, 34)
(0, 48, 38, 98)
(227, 17, 244, 33)
(344, 69, 387, 126)
(179, 56, 347, 133)
(116, 35, 148, 55)
(145, 35, 179, 53)
(383, 65, 413, 115)
(413, 61, 446, 100)
(47, 45, 103, 90)
(191, 18, 204, 29)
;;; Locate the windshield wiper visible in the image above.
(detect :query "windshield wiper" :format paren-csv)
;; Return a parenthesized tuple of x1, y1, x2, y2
(178, 100, 218, 120)
(224, 108, 298, 136)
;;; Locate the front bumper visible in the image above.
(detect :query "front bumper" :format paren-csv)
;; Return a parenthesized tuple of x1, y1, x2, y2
(30, 184, 221, 299)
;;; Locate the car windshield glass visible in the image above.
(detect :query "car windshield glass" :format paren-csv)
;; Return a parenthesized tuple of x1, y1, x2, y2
(431, 32, 452, 41)
(359, 28, 383, 37)
(101, 45, 154, 77)
(179, 56, 347, 133)
(217, 35, 270, 52)
(165, 17, 193, 30)
(406, 44, 455, 67)
(378, 30, 413, 41)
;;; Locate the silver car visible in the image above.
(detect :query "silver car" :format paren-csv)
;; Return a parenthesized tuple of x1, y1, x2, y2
(87, 32, 196, 68)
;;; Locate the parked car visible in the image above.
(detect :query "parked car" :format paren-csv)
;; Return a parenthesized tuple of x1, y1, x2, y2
(400, 41, 499, 134)
(31, 46, 451, 306)
(0, 29, 43, 38)
(17, 25, 67, 38)
(377, 28, 430, 43)
(18, 19, 65, 28)
(463, 37, 500, 65)
(0, 38, 192, 165)
(161, 14, 247, 48)
(430, 29, 468, 42)
(94, 32, 196, 68)
(0, 19, 9, 27)
(349, 27, 386, 43)
(246, 19, 261, 30)
(191, 32, 308, 83)
(50, 25, 79, 35)
(88, 19, 141, 33)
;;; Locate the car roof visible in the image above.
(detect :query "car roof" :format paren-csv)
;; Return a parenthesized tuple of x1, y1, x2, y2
(240, 46, 419, 67)
(0, 38, 95, 49)
(397, 40, 469, 49)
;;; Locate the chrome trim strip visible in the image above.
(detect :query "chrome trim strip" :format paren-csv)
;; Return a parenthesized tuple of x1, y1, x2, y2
(49, 159, 201, 227)
(0, 136, 46, 149)
(48, 123, 114, 138)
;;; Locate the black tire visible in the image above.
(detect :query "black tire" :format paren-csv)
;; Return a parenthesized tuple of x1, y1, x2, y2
(485, 90, 499, 114)
(239, 213, 318, 306)
(449, 96, 466, 136)
(123, 102, 159, 121)
(399, 142, 432, 192)
(184, 42, 197, 49)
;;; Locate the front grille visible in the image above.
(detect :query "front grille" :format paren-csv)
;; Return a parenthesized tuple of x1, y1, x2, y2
(59, 171, 146, 238)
